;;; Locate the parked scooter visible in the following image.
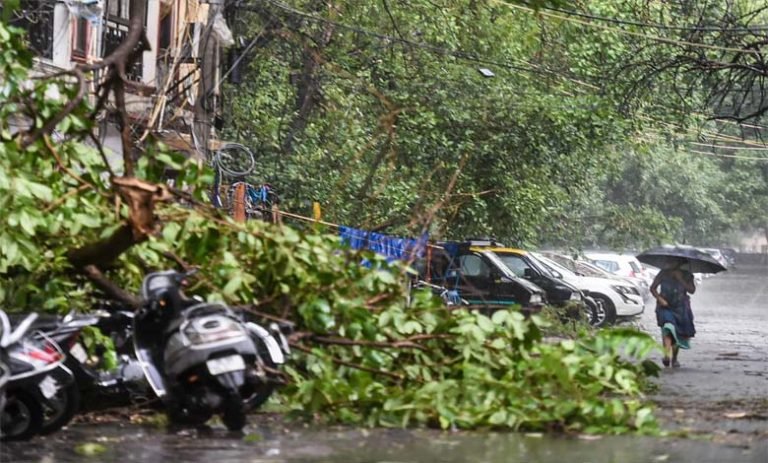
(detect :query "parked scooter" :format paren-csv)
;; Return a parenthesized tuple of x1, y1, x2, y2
(0, 310, 15, 433)
(29, 309, 148, 432)
(134, 269, 287, 431)
(1, 313, 76, 441)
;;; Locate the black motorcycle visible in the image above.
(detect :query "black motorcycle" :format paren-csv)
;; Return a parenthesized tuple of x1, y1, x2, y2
(134, 270, 287, 431)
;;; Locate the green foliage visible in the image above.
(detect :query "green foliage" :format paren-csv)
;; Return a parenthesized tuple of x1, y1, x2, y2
(284, 303, 659, 433)
(81, 326, 119, 372)
(219, 0, 756, 248)
(0, 12, 681, 437)
(74, 443, 108, 457)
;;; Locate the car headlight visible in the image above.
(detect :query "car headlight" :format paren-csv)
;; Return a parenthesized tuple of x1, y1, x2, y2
(529, 294, 543, 304)
(611, 285, 636, 296)
(569, 291, 582, 301)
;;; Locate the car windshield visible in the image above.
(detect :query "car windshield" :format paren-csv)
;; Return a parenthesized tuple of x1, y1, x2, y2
(494, 252, 556, 279)
(591, 259, 619, 273)
(532, 253, 576, 278)
(577, 261, 610, 277)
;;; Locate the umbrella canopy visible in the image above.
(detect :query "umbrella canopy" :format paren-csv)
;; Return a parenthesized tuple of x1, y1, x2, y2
(636, 246, 727, 274)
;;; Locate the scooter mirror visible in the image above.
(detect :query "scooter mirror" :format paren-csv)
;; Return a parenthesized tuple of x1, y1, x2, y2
(0, 310, 10, 347)
(5, 313, 38, 346)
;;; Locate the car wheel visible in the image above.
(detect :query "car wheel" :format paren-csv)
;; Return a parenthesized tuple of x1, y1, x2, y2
(590, 294, 617, 327)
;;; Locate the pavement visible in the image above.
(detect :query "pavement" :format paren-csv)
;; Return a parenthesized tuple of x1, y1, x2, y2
(642, 265, 768, 445)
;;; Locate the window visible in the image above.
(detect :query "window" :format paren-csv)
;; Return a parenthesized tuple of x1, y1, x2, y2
(458, 255, 491, 278)
(103, 0, 144, 81)
(158, 11, 173, 50)
(629, 261, 642, 274)
(5, 0, 55, 59)
(576, 262, 605, 277)
(72, 17, 90, 59)
(497, 254, 531, 278)
(593, 260, 619, 273)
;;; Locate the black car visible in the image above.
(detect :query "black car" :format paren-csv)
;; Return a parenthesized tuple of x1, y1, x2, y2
(418, 240, 546, 314)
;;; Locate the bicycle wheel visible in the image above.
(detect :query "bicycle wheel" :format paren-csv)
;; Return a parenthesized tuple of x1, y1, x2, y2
(215, 144, 256, 178)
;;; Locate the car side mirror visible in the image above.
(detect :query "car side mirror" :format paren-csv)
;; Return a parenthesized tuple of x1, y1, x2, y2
(551, 270, 563, 279)
(523, 268, 535, 279)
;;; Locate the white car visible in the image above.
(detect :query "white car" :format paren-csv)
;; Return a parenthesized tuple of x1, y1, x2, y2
(583, 252, 654, 286)
(533, 253, 645, 327)
(541, 252, 649, 297)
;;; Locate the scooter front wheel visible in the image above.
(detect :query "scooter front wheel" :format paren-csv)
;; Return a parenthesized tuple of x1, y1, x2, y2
(167, 405, 212, 428)
(1, 390, 44, 441)
(221, 392, 246, 432)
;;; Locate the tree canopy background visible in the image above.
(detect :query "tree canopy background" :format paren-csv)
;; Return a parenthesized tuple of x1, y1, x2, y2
(220, 0, 768, 249)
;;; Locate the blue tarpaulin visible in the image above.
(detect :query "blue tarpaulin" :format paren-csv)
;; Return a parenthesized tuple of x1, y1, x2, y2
(339, 226, 428, 262)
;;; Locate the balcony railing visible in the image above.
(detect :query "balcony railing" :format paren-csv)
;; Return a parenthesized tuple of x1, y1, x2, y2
(103, 19, 143, 82)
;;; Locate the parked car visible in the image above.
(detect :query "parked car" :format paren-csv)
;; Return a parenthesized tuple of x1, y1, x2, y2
(583, 252, 654, 286)
(532, 253, 644, 326)
(539, 252, 649, 296)
(455, 242, 602, 323)
(422, 240, 547, 315)
(720, 248, 737, 267)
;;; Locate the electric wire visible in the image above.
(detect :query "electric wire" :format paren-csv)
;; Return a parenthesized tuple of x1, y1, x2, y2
(254, 0, 593, 86)
(492, 0, 762, 55)
(541, 5, 768, 33)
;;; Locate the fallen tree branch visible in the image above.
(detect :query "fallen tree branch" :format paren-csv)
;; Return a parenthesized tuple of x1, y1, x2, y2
(43, 134, 96, 190)
(68, 224, 140, 269)
(308, 334, 427, 351)
(82, 264, 141, 308)
(44, 184, 92, 212)
(20, 68, 86, 149)
(291, 343, 406, 381)
(161, 251, 192, 271)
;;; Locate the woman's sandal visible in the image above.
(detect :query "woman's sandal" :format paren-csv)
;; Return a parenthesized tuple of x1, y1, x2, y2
(672, 360, 681, 368)
(662, 357, 670, 367)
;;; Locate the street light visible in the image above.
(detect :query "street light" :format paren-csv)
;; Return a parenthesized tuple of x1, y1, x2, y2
(478, 67, 495, 78)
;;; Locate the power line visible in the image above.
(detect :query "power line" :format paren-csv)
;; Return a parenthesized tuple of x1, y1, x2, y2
(249, 0, 597, 89)
(493, 0, 762, 55)
(542, 5, 768, 33)
(688, 149, 768, 161)
(689, 141, 768, 151)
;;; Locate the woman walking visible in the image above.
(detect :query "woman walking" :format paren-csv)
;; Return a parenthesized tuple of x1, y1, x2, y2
(650, 262, 696, 367)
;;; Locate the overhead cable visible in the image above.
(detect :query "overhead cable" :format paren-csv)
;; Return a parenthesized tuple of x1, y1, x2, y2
(542, 6, 768, 33)
(492, 0, 761, 55)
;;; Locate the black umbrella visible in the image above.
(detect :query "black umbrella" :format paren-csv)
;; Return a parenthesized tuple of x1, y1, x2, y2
(636, 246, 727, 274)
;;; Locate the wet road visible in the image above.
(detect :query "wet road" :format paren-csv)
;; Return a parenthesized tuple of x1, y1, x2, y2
(646, 264, 768, 402)
(644, 265, 768, 443)
(2, 421, 767, 463)
(1, 266, 766, 462)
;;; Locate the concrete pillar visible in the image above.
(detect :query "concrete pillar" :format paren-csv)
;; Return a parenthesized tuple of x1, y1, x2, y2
(52, 3, 72, 68)
(144, 0, 160, 84)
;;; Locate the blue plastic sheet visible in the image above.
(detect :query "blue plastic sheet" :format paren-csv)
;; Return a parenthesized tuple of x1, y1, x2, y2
(339, 226, 428, 263)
